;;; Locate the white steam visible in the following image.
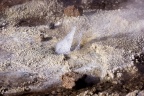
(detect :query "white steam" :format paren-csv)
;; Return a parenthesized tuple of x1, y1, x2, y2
(55, 26, 76, 54)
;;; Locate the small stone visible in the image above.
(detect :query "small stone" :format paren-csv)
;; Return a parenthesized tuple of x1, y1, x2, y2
(51, 91, 56, 94)
(64, 5, 83, 17)
(24, 87, 31, 92)
(98, 92, 106, 96)
(116, 72, 122, 78)
(61, 72, 87, 89)
(88, 91, 94, 95)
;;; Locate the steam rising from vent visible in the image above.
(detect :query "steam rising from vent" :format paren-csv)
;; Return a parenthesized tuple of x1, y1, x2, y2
(55, 26, 76, 54)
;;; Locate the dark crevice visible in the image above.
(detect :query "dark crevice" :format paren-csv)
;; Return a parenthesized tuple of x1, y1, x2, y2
(63, 54, 70, 61)
(15, 17, 47, 27)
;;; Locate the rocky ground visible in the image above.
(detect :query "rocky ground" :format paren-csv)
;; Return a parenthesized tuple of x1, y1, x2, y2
(0, 0, 144, 96)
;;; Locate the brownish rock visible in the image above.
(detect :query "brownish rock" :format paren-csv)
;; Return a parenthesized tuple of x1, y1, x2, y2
(61, 72, 87, 89)
(64, 5, 83, 17)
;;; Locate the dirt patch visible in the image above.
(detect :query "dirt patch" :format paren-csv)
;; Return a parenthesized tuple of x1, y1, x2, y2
(15, 17, 47, 27)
